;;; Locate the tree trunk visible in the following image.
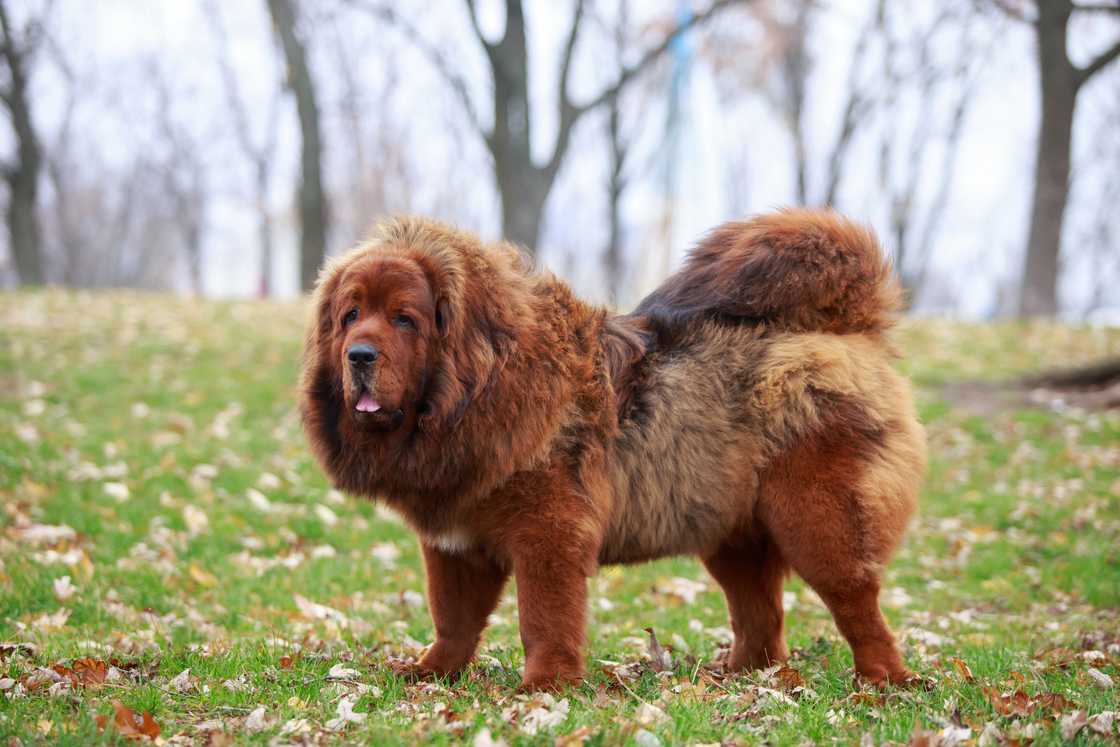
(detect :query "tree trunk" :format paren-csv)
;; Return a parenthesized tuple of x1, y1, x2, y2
(267, 0, 327, 292)
(605, 95, 625, 306)
(0, 0, 43, 285)
(255, 161, 273, 297)
(1018, 2, 1077, 317)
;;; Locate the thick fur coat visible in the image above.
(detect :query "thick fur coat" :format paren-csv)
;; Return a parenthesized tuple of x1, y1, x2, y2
(300, 209, 926, 689)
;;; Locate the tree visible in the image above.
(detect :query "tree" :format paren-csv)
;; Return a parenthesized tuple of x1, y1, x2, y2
(0, 0, 49, 285)
(208, 1, 280, 297)
(267, 0, 328, 292)
(995, 0, 1120, 316)
(358, 0, 745, 253)
(873, 1, 988, 301)
(149, 61, 208, 295)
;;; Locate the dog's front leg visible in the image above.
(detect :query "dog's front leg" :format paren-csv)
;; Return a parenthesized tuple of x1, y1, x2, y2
(510, 529, 596, 691)
(415, 542, 508, 677)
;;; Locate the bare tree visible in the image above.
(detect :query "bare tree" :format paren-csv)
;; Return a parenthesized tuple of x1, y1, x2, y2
(207, 1, 280, 297)
(747, 0, 876, 207)
(604, 0, 636, 305)
(267, 0, 328, 291)
(874, 1, 989, 300)
(993, 0, 1120, 316)
(356, 0, 746, 253)
(0, 0, 50, 285)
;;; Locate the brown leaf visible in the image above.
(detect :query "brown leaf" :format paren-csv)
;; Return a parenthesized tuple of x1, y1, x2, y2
(774, 665, 806, 692)
(51, 658, 110, 688)
(188, 563, 218, 588)
(1036, 647, 1078, 670)
(555, 725, 594, 746)
(1034, 692, 1075, 716)
(279, 655, 294, 669)
(983, 687, 1076, 718)
(846, 691, 884, 706)
(948, 657, 974, 682)
(644, 627, 671, 672)
(98, 700, 161, 741)
(983, 687, 1033, 717)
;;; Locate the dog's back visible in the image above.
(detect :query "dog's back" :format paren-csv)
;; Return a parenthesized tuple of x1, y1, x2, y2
(601, 209, 924, 574)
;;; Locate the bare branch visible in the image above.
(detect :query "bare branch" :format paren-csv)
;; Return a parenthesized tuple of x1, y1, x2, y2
(1077, 37, 1120, 86)
(547, 0, 745, 177)
(557, 0, 586, 108)
(463, 0, 495, 52)
(348, 0, 490, 141)
(987, 0, 1034, 23)
(1071, 2, 1120, 13)
(822, 0, 879, 206)
(579, 0, 742, 117)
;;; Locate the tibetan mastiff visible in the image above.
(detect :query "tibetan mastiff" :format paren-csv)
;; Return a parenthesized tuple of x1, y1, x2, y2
(300, 209, 926, 690)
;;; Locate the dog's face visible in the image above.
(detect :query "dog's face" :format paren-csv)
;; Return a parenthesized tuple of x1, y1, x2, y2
(327, 256, 441, 432)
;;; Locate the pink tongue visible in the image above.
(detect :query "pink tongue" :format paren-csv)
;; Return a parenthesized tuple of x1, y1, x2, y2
(356, 393, 381, 413)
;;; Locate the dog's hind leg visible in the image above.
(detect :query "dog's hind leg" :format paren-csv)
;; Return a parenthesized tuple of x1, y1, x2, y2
(757, 419, 920, 686)
(703, 535, 789, 671)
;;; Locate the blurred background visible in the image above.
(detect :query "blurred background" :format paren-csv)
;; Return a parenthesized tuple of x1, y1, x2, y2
(0, 0, 1118, 319)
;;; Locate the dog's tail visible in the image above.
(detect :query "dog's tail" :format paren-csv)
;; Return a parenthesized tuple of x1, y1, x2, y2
(633, 208, 902, 336)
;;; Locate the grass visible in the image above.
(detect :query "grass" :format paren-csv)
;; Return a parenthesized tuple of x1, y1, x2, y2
(1, 290, 1118, 745)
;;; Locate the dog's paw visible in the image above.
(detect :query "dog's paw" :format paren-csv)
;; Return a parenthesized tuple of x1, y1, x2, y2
(517, 671, 584, 693)
(388, 658, 461, 683)
(854, 666, 924, 690)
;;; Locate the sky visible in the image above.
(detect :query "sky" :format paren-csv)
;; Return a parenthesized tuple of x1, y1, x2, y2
(5, 0, 1120, 318)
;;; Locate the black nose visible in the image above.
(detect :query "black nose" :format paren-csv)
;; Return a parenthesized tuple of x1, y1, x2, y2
(347, 343, 379, 366)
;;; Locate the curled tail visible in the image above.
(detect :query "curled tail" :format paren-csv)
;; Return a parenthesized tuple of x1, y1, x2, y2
(633, 208, 902, 336)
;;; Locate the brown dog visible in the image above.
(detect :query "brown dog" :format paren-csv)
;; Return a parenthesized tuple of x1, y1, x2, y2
(300, 209, 926, 690)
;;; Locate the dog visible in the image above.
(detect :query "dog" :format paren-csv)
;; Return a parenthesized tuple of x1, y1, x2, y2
(300, 208, 926, 690)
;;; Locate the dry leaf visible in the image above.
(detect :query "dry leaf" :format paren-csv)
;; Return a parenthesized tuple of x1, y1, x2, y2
(97, 700, 160, 741)
(1060, 710, 1089, 741)
(188, 563, 218, 587)
(1087, 667, 1114, 689)
(644, 628, 671, 672)
(948, 657, 974, 682)
(774, 665, 806, 692)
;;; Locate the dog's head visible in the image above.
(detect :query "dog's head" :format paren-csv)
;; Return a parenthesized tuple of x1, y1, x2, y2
(322, 253, 445, 431)
(301, 217, 528, 463)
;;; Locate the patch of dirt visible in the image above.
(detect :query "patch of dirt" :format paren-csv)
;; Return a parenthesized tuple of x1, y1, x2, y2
(943, 358, 1120, 414)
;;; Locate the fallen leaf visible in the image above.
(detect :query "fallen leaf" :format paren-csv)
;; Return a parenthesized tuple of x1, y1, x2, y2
(1060, 710, 1089, 741)
(472, 727, 509, 747)
(1088, 711, 1116, 735)
(169, 668, 193, 693)
(244, 705, 270, 732)
(774, 665, 806, 692)
(633, 701, 669, 727)
(188, 563, 218, 588)
(50, 658, 108, 688)
(97, 700, 160, 741)
(1087, 667, 1114, 689)
(326, 663, 360, 681)
(325, 695, 367, 730)
(948, 656, 974, 682)
(644, 628, 671, 672)
(53, 575, 77, 601)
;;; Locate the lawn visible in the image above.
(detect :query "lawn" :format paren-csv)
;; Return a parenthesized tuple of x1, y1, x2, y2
(1, 290, 1118, 745)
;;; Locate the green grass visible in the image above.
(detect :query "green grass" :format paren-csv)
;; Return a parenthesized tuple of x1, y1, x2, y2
(1, 290, 1118, 745)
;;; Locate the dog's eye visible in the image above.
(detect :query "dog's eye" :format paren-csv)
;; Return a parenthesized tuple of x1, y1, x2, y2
(393, 313, 415, 330)
(342, 307, 359, 327)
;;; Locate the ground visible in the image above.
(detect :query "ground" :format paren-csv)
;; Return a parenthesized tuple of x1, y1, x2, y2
(1, 290, 1118, 746)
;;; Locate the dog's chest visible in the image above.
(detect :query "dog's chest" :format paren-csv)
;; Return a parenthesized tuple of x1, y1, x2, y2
(425, 528, 475, 556)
